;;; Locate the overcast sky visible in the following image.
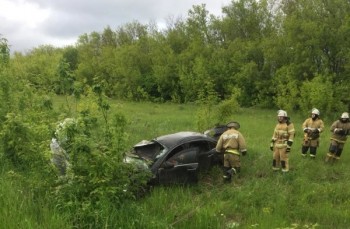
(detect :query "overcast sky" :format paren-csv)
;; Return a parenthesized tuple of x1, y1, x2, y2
(0, 0, 231, 53)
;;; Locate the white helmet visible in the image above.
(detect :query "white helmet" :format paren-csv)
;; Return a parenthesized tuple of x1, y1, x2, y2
(311, 108, 320, 116)
(277, 110, 288, 117)
(341, 112, 349, 119)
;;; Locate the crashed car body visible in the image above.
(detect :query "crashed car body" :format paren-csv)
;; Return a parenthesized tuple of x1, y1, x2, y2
(124, 131, 223, 185)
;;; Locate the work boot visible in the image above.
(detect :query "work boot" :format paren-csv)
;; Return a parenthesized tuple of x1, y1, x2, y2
(231, 167, 237, 175)
(336, 149, 343, 159)
(232, 167, 241, 179)
(325, 153, 333, 163)
(301, 146, 309, 157)
(281, 161, 288, 172)
(223, 167, 232, 182)
(310, 147, 317, 159)
(334, 156, 340, 163)
(272, 160, 279, 171)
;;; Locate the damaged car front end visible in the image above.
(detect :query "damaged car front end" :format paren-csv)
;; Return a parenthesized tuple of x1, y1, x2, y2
(124, 131, 222, 185)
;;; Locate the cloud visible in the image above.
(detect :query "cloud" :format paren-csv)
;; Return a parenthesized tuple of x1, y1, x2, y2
(0, 0, 230, 53)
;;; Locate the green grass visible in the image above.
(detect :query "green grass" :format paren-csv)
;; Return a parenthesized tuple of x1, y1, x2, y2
(0, 171, 70, 229)
(111, 103, 350, 229)
(1, 100, 349, 228)
(114, 101, 199, 143)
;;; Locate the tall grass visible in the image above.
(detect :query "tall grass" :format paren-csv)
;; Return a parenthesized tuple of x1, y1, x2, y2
(114, 105, 350, 229)
(1, 100, 349, 228)
(0, 169, 70, 229)
(114, 101, 199, 146)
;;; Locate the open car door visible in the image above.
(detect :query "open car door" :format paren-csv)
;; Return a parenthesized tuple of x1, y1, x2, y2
(157, 147, 199, 184)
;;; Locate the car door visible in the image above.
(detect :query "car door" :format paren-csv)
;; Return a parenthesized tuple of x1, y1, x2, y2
(192, 140, 218, 171)
(157, 147, 199, 184)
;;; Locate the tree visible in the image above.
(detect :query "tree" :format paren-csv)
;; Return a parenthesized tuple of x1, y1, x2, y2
(221, 0, 273, 41)
(0, 36, 12, 122)
(9, 45, 62, 92)
(0, 36, 10, 67)
(62, 46, 79, 72)
(299, 74, 342, 116)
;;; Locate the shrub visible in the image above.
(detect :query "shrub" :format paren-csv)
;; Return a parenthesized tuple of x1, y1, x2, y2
(51, 111, 151, 227)
(299, 74, 346, 116)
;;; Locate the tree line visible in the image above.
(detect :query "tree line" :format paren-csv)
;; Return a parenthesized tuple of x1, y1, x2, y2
(4, 0, 350, 115)
(1, 0, 350, 226)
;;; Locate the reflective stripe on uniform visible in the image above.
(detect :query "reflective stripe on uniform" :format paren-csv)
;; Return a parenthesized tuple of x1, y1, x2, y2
(276, 129, 288, 135)
(275, 143, 287, 148)
(225, 149, 240, 155)
(330, 137, 346, 144)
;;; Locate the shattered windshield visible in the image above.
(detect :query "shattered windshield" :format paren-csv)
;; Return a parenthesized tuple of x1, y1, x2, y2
(132, 140, 168, 161)
(154, 147, 167, 160)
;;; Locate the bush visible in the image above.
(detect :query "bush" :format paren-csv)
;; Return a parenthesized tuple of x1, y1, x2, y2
(299, 74, 346, 116)
(50, 111, 152, 227)
(216, 88, 242, 122)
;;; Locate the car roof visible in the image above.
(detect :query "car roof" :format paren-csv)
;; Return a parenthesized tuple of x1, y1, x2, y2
(154, 131, 216, 149)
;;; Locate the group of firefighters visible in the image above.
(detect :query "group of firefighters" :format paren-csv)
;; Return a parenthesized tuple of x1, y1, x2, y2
(215, 109, 350, 182)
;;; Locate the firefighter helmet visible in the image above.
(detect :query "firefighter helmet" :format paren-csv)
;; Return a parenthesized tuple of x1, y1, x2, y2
(311, 108, 320, 116)
(226, 121, 240, 130)
(341, 112, 349, 119)
(277, 110, 288, 117)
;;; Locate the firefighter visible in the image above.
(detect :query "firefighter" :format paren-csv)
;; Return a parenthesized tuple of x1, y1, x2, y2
(270, 110, 295, 172)
(325, 112, 350, 163)
(301, 108, 324, 158)
(216, 121, 247, 182)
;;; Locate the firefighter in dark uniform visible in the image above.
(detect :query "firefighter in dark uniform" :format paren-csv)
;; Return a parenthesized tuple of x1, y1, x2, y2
(325, 112, 350, 162)
(270, 110, 295, 172)
(216, 121, 247, 182)
(301, 108, 324, 158)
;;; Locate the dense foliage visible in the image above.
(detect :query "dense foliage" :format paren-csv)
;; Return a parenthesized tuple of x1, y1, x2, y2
(6, 0, 350, 115)
(1, 35, 151, 227)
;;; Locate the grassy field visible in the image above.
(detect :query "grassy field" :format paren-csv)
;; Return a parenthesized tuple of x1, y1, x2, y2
(1, 100, 349, 228)
(114, 102, 350, 229)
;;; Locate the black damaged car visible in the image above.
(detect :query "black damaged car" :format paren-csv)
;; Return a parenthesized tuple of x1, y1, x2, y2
(124, 131, 223, 185)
